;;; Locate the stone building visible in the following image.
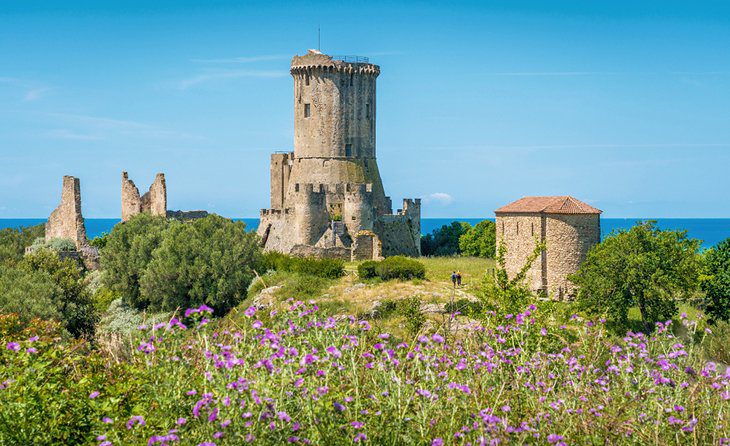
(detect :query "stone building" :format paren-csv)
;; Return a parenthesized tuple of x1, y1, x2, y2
(495, 196, 601, 299)
(258, 50, 421, 260)
(121, 171, 167, 222)
(46, 175, 88, 249)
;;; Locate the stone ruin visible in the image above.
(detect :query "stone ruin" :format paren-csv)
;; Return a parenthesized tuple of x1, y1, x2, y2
(121, 171, 167, 221)
(257, 51, 421, 260)
(44, 175, 99, 269)
(46, 175, 88, 249)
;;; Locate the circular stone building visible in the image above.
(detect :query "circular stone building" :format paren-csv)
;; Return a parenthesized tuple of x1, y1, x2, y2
(495, 196, 602, 299)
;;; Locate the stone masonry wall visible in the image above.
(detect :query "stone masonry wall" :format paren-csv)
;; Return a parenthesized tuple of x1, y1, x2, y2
(46, 175, 87, 249)
(495, 214, 545, 293)
(545, 214, 600, 298)
(121, 172, 167, 222)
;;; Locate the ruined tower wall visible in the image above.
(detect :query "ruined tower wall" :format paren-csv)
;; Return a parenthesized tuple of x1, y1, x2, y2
(141, 173, 167, 217)
(545, 214, 601, 298)
(122, 172, 167, 221)
(121, 172, 142, 222)
(270, 153, 292, 209)
(46, 176, 87, 248)
(373, 199, 422, 257)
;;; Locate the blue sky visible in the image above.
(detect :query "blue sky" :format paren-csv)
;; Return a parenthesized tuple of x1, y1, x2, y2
(1, 0, 729, 218)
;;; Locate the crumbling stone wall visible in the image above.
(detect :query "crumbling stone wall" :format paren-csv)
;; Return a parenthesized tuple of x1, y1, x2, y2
(351, 230, 383, 261)
(121, 172, 167, 222)
(45, 176, 87, 249)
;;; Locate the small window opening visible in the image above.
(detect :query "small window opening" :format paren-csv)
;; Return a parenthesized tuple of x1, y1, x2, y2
(352, 216, 356, 221)
(516, 222, 519, 236)
(345, 143, 352, 157)
(350, 73, 354, 86)
(531, 223, 535, 236)
(305, 73, 310, 86)
(304, 103, 311, 118)
(366, 103, 370, 119)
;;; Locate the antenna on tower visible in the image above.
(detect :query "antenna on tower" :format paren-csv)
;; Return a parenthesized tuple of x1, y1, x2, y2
(318, 26, 321, 51)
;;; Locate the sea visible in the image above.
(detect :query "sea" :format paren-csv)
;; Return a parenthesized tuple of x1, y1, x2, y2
(1, 218, 728, 250)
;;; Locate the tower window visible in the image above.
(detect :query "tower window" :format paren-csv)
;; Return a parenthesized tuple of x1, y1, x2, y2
(350, 73, 354, 86)
(304, 103, 311, 118)
(305, 73, 310, 86)
(345, 144, 352, 157)
(366, 103, 370, 119)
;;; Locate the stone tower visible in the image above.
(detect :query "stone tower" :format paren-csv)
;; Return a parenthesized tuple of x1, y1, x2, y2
(259, 50, 421, 259)
(495, 196, 602, 299)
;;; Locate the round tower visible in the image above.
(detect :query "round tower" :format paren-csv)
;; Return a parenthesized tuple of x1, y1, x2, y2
(343, 183, 375, 234)
(291, 51, 379, 159)
(293, 183, 328, 246)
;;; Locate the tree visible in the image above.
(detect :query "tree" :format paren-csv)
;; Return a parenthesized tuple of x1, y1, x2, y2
(101, 213, 169, 309)
(139, 215, 261, 314)
(459, 220, 496, 258)
(0, 224, 44, 266)
(421, 221, 471, 256)
(571, 221, 702, 333)
(0, 266, 63, 324)
(18, 249, 96, 337)
(702, 238, 730, 322)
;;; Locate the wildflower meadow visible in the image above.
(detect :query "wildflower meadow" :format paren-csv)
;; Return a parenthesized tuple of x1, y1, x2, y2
(2, 300, 728, 445)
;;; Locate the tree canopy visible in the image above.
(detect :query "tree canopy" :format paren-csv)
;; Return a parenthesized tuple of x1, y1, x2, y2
(571, 221, 702, 333)
(459, 220, 496, 258)
(702, 238, 730, 323)
(421, 221, 471, 256)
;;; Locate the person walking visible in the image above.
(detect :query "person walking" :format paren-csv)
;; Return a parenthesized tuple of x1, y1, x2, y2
(456, 271, 462, 287)
(451, 271, 458, 288)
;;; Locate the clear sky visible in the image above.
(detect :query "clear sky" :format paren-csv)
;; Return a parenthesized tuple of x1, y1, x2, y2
(1, 0, 729, 218)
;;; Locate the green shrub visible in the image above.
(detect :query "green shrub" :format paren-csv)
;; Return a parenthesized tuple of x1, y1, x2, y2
(376, 256, 426, 281)
(358, 260, 378, 279)
(398, 296, 425, 335)
(0, 224, 44, 266)
(259, 251, 344, 279)
(88, 232, 109, 250)
(702, 237, 730, 322)
(102, 213, 170, 309)
(140, 215, 261, 314)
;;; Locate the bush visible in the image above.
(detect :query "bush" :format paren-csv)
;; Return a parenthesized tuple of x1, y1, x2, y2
(421, 221, 470, 256)
(374, 256, 426, 281)
(458, 220, 496, 258)
(358, 260, 378, 279)
(398, 296, 425, 335)
(0, 224, 44, 265)
(28, 237, 76, 253)
(102, 213, 170, 309)
(0, 249, 96, 338)
(140, 215, 261, 314)
(260, 251, 344, 279)
(88, 232, 109, 250)
(18, 249, 96, 338)
(702, 237, 730, 322)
